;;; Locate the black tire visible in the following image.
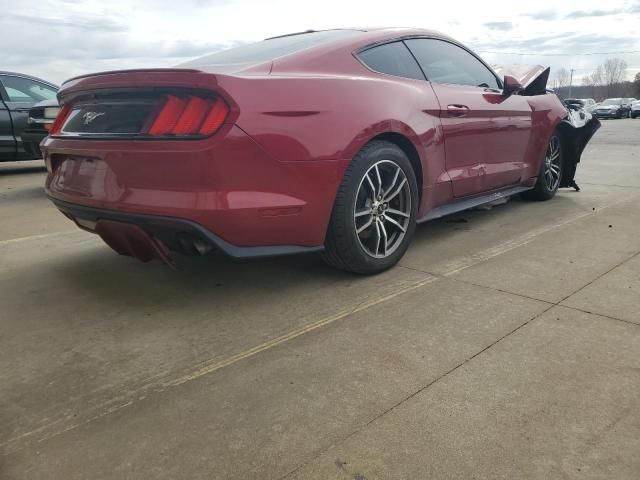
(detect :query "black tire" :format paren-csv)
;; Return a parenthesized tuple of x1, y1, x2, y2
(321, 140, 419, 274)
(522, 131, 563, 201)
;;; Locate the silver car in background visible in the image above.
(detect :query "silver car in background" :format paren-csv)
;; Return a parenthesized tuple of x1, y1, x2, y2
(565, 98, 597, 114)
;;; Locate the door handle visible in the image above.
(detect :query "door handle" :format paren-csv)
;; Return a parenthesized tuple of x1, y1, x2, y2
(446, 104, 469, 117)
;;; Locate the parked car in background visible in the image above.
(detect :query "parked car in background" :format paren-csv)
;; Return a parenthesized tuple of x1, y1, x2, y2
(631, 100, 640, 119)
(624, 98, 638, 118)
(565, 98, 596, 113)
(43, 28, 599, 273)
(593, 98, 632, 119)
(22, 99, 60, 158)
(0, 71, 58, 161)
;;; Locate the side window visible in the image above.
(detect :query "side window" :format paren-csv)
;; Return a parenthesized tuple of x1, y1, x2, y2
(405, 39, 499, 89)
(0, 75, 58, 102)
(357, 42, 425, 81)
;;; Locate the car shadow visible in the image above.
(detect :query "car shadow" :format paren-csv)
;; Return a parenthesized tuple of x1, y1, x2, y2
(23, 191, 584, 311)
(38, 243, 358, 313)
(0, 160, 46, 176)
(0, 184, 47, 201)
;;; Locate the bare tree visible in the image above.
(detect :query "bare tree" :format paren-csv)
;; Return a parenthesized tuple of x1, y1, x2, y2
(602, 58, 628, 97)
(582, 66, 604, 99)
(554, 68, 570, 92)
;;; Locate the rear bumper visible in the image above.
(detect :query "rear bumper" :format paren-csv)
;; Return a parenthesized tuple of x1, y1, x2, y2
(51, 197, 323, 258)
(43, 125, 348, 249)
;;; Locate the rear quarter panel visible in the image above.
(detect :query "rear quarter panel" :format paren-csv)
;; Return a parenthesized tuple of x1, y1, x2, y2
(218, 74, 447, 215)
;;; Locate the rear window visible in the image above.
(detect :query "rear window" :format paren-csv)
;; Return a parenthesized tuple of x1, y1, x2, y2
(181, 30, 361, 66)
(357, 42, 425, 81)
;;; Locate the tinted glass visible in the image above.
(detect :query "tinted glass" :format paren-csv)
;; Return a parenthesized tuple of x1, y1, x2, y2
(0, 75, 57, 102)
(602, 99, 622, 105)
(405, 39, 499, 89)
(181, 30, 361, 66)
(358, 42, 425, 81)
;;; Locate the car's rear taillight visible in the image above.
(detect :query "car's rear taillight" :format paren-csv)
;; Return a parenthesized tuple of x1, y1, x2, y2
(146, 94, 229, 137)
(49, 104, 72, 135)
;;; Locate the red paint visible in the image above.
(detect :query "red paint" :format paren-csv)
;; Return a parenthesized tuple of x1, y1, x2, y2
(44, 28, 567, 255)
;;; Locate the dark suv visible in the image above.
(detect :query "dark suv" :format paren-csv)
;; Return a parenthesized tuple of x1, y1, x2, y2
(0, 72, 58, 161)
(593, 98, 631, 119)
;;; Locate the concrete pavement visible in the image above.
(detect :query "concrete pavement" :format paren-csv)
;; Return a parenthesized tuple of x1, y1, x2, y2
(1, 119, 639, 479)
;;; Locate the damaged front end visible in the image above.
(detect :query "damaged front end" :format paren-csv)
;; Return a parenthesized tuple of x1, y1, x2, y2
(557, 103, 600, 190)
(495, 64, 601, 191)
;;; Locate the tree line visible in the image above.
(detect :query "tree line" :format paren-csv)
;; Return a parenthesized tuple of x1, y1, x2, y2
(550, 59, 640, 101)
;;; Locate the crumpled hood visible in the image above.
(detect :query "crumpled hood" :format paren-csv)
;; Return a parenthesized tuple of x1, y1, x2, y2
(493, 64, 550, 96)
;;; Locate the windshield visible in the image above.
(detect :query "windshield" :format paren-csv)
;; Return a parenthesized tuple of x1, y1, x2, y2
(180, 30, 361, 67)
(601, 98, 622, 105)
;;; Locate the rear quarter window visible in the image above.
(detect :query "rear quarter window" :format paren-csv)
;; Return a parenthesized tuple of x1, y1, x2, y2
(357, 42, 425, 81)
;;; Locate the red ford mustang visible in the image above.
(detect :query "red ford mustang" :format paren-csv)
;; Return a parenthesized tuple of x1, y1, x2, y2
(44, 28, 599, 274)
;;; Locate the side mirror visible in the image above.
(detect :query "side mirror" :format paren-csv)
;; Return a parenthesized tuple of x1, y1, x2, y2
(503, 75, 523, 95)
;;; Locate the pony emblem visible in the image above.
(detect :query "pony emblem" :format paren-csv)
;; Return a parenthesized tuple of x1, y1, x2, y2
(82, 111, 105, 125)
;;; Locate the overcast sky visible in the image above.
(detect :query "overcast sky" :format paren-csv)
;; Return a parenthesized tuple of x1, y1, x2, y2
(1, 0, 639, 85)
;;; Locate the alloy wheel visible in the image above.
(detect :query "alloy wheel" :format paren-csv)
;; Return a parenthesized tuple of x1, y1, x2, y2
(544, 135, 561, 191)
(353, 160, 411, 258)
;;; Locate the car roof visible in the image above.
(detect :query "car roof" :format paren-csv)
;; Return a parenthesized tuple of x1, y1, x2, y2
(265, 27, 450, 39)
(0, 71, 58, 89)
(318, 27, 456, 45)
(183, 27, 459, 76)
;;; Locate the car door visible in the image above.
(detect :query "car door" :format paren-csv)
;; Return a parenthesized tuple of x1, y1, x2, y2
(405, 38, 533, 197)
(0, 75, 58, 159)
(0, 86, 16, 160)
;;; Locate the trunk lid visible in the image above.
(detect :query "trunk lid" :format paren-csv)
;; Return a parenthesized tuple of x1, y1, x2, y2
(54, 69, 236, 139)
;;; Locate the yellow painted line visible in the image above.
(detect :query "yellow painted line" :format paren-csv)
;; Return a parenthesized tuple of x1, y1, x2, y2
(166, 275, 438, 387)
(0, 230, 78, 247)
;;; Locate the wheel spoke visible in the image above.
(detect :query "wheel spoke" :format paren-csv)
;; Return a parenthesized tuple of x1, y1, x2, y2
(384, 177, 407, 203)
(373, 221, 381, 255)
(354, 208, 371, 218)
(384, 215, 406, 233)
(386, 208, 409, 219)
(379, 221, 388, 256)
(382, 166, 401, 199)
(356, 216, 373, 234)
(365, 173, 376, 198)
(374, 164, 383, 197)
